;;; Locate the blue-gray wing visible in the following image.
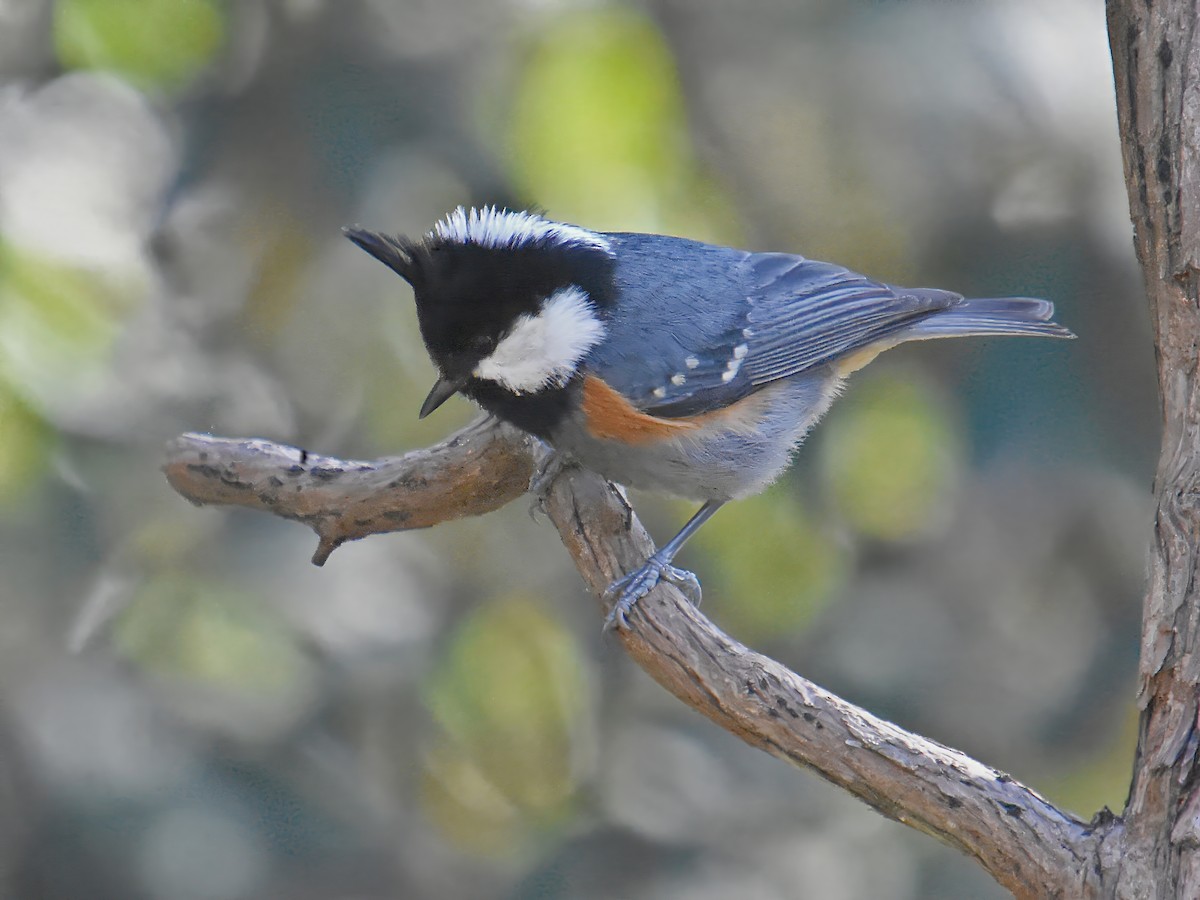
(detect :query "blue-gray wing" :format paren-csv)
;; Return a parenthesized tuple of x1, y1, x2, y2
(736, 253, 959, 387)
(584, 235, 758, 415)
(590, 238, 959, 417)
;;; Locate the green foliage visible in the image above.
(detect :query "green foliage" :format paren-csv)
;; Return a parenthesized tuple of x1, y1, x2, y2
(421, 597, 589, 855)
(692, 488, 846, 640)
(821, 373, 963, 541)
(55, 0, 225, 90)
(0, 243, 130, 359)
(0, 242, 140, 415)
(0, 383, 51, 505)
(0, 242, 143, 501)
(506, 6, 737, 241)
(115, 575, 307, 693)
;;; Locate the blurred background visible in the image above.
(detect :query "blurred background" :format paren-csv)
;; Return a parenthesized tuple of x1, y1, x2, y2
(0, 0, 1154, 898)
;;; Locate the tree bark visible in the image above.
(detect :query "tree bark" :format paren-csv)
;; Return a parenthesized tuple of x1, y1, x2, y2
(1106, 0, 1200, 895)
(159, 0, 1200, 894)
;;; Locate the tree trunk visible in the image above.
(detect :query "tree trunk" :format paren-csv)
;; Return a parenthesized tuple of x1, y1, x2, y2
(1106, 0, 1200, 895)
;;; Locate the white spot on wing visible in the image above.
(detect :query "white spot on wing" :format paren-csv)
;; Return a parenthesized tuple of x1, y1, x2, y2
(432, 206, 612, 256)
(684, 356, 700, 369)
(671, 373, 686, 386)
(652, 387, 666, 399)
(722, 352, 744, 382)
(474, 286, 606, 393)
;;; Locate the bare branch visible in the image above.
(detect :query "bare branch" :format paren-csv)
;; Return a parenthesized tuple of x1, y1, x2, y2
(163, 419, 1105, 898)
(163, 418, 537, 565)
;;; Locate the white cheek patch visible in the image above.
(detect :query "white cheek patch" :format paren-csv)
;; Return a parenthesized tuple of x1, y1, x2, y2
(473, 286, 606, 394)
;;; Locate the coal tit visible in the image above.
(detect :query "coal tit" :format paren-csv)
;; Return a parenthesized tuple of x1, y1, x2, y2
(345, 206, 1073, 628)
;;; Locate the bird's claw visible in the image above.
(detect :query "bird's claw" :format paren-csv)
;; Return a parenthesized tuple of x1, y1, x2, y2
(603, 559, 702, 631)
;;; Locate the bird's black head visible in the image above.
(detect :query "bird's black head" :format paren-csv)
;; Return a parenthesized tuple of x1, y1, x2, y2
(345, 207, 616, 419)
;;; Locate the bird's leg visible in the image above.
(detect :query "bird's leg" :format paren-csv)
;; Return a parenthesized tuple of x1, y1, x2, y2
(603, 500, 725, 630)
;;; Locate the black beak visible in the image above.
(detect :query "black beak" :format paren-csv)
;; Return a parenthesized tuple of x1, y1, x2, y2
(343, 225, 414, 282)
(419, 375, 467, 419)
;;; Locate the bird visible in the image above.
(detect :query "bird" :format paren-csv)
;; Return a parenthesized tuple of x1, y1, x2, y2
(344, 206, 1073, 629)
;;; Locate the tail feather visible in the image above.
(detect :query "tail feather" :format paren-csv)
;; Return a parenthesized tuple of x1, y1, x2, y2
(905, 296, 1075, 341)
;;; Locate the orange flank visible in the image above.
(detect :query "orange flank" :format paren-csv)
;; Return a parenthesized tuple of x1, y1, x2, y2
(581, 375, 774, 444)
(581, 376, 699, 443)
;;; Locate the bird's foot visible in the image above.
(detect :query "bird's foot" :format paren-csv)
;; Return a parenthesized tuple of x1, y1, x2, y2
(603, 556, 702, 631)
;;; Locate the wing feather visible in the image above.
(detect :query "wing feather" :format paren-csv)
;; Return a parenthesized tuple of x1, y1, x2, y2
(586, 236, 963, 419)
(739, 254, 958, 387)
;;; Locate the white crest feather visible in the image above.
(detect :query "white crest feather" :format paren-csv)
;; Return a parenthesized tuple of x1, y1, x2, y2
(431, 206, 612, 255)
(473, 286, 605, 393)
